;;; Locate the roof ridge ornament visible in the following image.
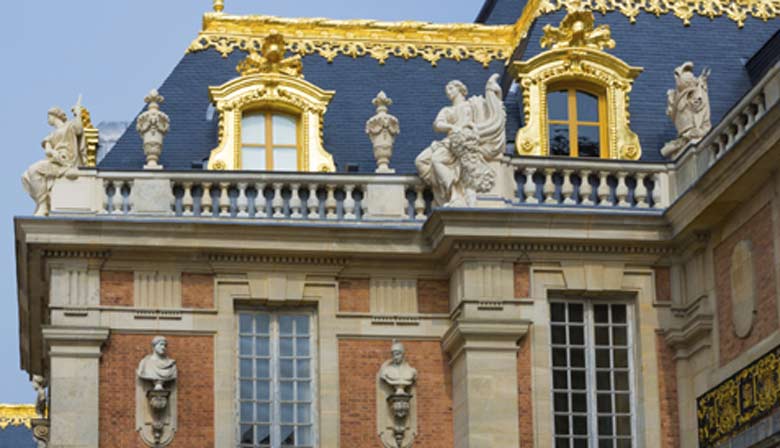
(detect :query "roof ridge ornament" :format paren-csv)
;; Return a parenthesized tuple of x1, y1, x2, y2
(213, 0, 224, 13)
(236, 33, 303, 78)
(540, 9, 616, 50)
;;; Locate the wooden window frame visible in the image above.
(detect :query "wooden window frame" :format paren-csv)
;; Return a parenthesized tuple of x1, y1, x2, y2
(240, 110, 302, 171)
(547, 83, 609, 158)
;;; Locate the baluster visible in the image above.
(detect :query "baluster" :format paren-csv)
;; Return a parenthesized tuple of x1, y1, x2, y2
(325, 185, 337, 220)
(182, 182, 194, 216)
(219, 182, 231, 217)
(580, 170, 594, 206)
(123, 180, 134, 214)
(103, 180, 114, 214)
(634, 173, 649, 208)
(597, 172, 610, 206)
(615, 172, 629, 207)
(561, 169, 575, 205)
(343, 185, 356, 220)
(414, 185, 426, 220)
(307, 185, 319, 219)
(236, 182, 249, 217)
(289, 184, 302, 218)
(254, 183, 267, 218)
(272, 183, 284, 218)
(652, 173, 663, 209)
(543, 168, 556, 204)
(523, 167, 538, 204)
(202, 182, 213, 216)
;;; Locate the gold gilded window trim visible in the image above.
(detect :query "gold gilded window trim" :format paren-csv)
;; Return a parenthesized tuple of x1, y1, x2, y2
(539, 0, 778, 27)
(511, 10, 642, 160)
(187, 12, 525, 68)
(697, 345, 780, 447)
(0, 404, 36, 430)
(208, 33, 335, 171)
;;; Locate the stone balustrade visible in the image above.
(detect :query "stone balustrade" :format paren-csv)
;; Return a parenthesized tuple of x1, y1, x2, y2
(510, 157, 673, 209)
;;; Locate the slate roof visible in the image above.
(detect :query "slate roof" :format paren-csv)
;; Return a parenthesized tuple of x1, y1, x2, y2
(100, 0, 780, 172)
(0, 425, 35, 448)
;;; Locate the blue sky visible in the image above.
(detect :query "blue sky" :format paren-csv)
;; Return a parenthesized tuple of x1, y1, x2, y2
(0, 1, 485, 403)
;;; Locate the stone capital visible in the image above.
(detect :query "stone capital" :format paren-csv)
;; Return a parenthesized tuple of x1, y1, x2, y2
(441, 301, 530, 362)
(42, 327, 110, 359)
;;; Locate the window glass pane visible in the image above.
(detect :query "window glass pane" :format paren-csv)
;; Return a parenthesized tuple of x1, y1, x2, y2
(281, 381, 294, 400)
(576, 91, 599, 122)
(551, 303, 566, 322)
(552, 325, 567, 345)
(550, 125, 570, 156)
(273, 147, 298, 171)
(298, 381, 311, 400)
(242, 112, 265, 144)
(569, 326, 584, 345)
(242, 146, 266, 170)
(569, 304, 584, 323)
(577, 125, 600, 158)
(548, 90, 569, 121)
(272, 114, 297, 145)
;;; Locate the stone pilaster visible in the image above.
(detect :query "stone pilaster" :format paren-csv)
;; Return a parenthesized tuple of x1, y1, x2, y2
(442, 301, 530, 448)
(43, 326, 109, 448)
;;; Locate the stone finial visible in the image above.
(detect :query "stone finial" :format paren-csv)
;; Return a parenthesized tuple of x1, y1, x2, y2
(365, 91, 400, 173)
(213, 0, 224, 12)
(661, 61, 711, 159)
(136, 90, 170, 170)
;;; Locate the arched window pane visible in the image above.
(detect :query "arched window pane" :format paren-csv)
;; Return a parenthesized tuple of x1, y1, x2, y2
(548, 90, 569, 121)
(274, 147, 297, 171)
(242, 147, 266, 170)
(272, 114, 297, 145)
(549, 124, 570, 156)
(242, 113, 265, 144)
(576, 91, 599, 123)
(578, 126, 600, 158)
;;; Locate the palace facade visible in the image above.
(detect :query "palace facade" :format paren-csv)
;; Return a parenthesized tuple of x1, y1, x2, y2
(9, 0, 780, 447)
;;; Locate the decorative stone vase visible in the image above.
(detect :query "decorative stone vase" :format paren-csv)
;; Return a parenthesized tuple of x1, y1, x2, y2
(136, 90, 170, 170)
(366, 91, 400, 173)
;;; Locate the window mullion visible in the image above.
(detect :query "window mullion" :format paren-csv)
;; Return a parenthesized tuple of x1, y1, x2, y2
(272, 315, 280, 448)
(266, 113, 274, 171)
(568, 89, 579, 157)
(586, 303, 599, 448)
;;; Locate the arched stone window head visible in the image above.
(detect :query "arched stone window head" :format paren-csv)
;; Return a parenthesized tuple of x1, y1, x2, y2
(207, 33, 336, 172)
(511, 9, 643, 160)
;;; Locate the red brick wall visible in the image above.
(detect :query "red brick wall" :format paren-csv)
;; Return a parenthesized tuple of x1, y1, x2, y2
(339, 339, 453, 447)
(656, 334, 680, 448)
(182, 273, 214, 309)
(338, 278, 370, 313)
(417, 279, 450, 314)
(99, 334, 214, 448)
(100, 271, 134, 306)
(514, 263, 531, 298)
(654, 267, 672, 303)
(517, 336, 534, 447)
(714, 205, 778, 365)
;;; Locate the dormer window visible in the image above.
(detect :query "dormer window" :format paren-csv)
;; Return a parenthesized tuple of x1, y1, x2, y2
(241, 111, 300, 171)
(511, 10, 643, 160)
(547, 87, 607, 158)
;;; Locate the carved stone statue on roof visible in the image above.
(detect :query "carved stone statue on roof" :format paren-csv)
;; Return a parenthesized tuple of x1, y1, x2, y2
(415, 74, 506, 207)
(22, 99, 87, 216)
(661, 61, 711, 159)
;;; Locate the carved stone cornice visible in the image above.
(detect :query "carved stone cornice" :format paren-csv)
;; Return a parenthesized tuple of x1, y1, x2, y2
(207, 253, 347, 265)
(441, 301, 531, 363)
(42, 249, 111, 260)
(662, 295, 714, 359)
(452, 241, 672, 255)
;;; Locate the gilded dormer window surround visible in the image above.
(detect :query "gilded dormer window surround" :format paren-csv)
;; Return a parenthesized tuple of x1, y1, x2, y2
(511, 10, 643, 160)
(207, 33, 336, 171)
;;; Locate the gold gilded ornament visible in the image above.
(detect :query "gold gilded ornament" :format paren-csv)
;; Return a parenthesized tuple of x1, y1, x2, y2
(0, 404, 36, 430)
(236, 32, 303, 78)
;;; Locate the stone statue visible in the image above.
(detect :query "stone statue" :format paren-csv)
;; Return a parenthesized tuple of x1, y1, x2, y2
(661, 62, 711, 159)
(137, 336, 178, 447)
(31, 375, 49, 448)
(136, 90, 170, 170)
(137, 336, 177, 391)
(378, 341, 418, 448)
(379, 340, 418, 395)
(22, 100, 86, 216)
(415, 74, 506, 207)
(366, 91, 400, 173)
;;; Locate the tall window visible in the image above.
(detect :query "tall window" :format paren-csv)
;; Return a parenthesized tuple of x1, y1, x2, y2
(238, 311, 315, 448)
(241, 112, 299, 171)
(547, 87, 606, 158)
(550, 301, 634, 448)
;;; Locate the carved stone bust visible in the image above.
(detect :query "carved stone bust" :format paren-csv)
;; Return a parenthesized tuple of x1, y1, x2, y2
(137, 336, 178, 390)
(379, 341, 418, 396)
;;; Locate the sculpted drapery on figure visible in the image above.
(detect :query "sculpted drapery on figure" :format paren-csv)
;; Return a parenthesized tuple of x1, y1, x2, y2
(22, 101, 86, 216)
(378, 341, 418, 448)
(415, 74, 506, 207)
(661, 61, 711, 159)
(137, 336, 178, 390)
(379, 340, 418, 396)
